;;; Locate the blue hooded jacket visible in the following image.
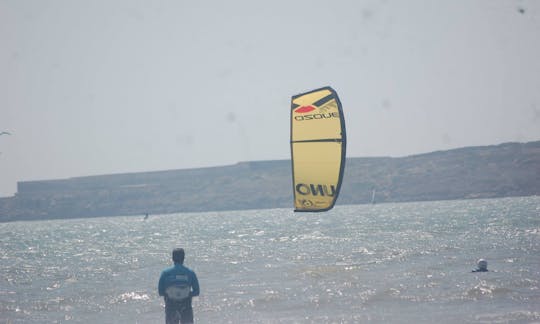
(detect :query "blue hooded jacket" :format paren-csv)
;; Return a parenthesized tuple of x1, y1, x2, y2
(158, 263, 200, 298)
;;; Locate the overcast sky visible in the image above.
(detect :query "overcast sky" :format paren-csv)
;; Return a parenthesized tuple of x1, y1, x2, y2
(1, 0, 539, 197)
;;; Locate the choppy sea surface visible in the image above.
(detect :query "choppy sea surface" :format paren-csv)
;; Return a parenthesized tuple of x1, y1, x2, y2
(1, 196, 539, 324)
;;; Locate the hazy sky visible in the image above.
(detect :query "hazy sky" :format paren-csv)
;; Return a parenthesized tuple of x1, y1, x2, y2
(1, 0, 539, 197)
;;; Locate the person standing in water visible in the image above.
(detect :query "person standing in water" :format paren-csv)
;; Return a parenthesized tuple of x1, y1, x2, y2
(158, 248, 200, 324)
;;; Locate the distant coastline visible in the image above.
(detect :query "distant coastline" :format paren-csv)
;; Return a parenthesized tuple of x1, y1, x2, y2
(1, 141, 539, 222)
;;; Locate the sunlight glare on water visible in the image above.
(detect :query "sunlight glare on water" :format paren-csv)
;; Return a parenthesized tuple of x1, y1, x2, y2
(1, 196, 539, 323)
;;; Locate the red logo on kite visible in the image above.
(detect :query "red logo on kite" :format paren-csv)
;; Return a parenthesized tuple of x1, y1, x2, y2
(295, 105, 316, 113)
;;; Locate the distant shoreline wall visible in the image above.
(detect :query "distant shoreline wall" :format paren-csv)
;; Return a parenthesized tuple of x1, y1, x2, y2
(1, 141, 539, 222)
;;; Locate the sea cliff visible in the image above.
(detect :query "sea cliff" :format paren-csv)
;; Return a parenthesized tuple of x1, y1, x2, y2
(1, 141, 539, 221)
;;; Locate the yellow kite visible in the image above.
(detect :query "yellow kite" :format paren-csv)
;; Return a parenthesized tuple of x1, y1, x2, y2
(290, 87, 346, 212)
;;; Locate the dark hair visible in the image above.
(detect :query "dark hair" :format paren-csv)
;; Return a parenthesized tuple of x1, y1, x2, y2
(172, 248, 185, 264)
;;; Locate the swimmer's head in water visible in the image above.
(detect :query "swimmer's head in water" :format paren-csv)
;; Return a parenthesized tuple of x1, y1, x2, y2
(477, 259, 488, 271)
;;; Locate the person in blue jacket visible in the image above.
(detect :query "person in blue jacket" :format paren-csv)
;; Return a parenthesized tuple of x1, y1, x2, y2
(159, 248, 200, 324)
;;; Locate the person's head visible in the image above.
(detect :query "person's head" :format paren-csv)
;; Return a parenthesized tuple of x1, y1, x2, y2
(477, 259, 487, 271)
(172, 248, 185, 264)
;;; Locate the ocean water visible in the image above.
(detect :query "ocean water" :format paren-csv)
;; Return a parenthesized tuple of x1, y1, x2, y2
(1, 196, 539, 324)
